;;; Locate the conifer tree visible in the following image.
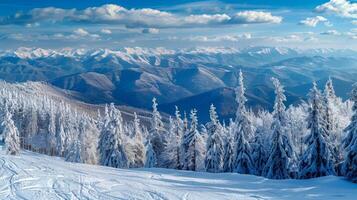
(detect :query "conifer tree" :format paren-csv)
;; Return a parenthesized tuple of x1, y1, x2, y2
(150, 98, 167, 166)
(324, 78, 342, 165)
(263, 78, 293, 179)
(145, 138, 157, 168)
(342, 83, 357, 182)
(299, 82, 335, 179)
(183, 109, 205, 171)
(130, 112, 146, 168)
(233, 70, 254, 174)
(205, 104, 224, 172)
(2, 104, 20, 155)
(98, 104, 128, 168)
(223, 135, 235, 172)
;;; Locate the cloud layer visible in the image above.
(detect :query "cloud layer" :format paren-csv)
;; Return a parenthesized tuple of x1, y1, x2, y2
(0, 4, 282, 28)
(316, 0, 357, 19)
(299, 16, 329, 27)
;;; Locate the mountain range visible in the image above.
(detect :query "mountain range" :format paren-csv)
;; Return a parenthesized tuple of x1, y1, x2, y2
(1, 46, 356, 122)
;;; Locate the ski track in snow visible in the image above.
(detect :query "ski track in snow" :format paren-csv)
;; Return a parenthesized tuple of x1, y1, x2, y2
(0, 150, 356, 200)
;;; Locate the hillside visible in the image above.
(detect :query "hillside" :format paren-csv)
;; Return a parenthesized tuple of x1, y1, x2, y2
(0, 149, 356, 200)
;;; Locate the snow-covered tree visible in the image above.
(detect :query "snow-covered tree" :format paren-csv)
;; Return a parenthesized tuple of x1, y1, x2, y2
(81, 117, 99, 165)
(233, 70, 254, 174)
(145, 138, 157, 168)
(98, 104, 128, 168)
(47, 102, 56, 155)
(2, 103, 20, 155)
(128, 112, 146, 168)
(250, 110, 273, 175)
(65, 136, 82, 163)
(205, 104, 224, 173)
(263, 78, 294, 179)
(323, 78, 343, 166)
(149, 98, 167, 167)
(182, 109, 205, 171)
(223, 131, 235, 172)
(263, 78, 297, 179)
(299, 82, 335, 179)
(162, 107, 184, 169)
(342, 83, 357, 182)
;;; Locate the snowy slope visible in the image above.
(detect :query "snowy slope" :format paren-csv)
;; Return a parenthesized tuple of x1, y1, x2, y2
(0, 149, 356, 200)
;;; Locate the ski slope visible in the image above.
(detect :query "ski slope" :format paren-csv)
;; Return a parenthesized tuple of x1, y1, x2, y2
(0, 149, 356, 200)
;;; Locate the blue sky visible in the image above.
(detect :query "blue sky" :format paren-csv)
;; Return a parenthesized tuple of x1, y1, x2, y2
(0, 0, 356, 49)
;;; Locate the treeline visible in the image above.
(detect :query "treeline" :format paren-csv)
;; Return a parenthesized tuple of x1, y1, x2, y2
(0, 72, 357, 183)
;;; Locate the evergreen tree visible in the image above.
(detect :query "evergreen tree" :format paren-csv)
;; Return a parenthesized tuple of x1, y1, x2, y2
(183, 109, 205, 171)
(47, 102, 56, 155)
(98, 104, 128, 168)
(149, 98, 167, 167)
(263, 78, 293, 179)
(162, 107, 183, 169)
(342, 83, 357, 182)
(233, 70, 254, 174)
(130, 112, 146, 168)
(205, 104, 224, 173)
(223, 134, 235, 172)
(323, 78, 342, 165)
(251, 125, 268, 176)
(2, 104, 20, 155)
(145, 138, 157, 168)
(299, 82, 335, 179)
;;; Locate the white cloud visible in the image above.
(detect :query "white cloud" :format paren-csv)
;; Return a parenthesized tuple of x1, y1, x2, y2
(299, 16, 328, 27)
(268, 34, 318, 43)
(71, 28, 100, 40)
(352, 20, 357, 25)
(232, 11, 282, 24)
(142, 28, 159, 34)
(1, 4, 283, 28)
(320, 30, 341, 35)
(186, 33, 252, 42)
(73, 28, 89, 36)
(315, 0, 357, 19)
(100, 29, 112, 34)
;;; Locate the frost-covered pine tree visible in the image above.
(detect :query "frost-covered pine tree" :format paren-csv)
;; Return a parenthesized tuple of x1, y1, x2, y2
(323, 78, 342, 165)
(223, 132, 235, 172)
(324, 78, 336, 132)
(81, 117, 99, 165)
(145, 138, 157, 168)
(56, 119, 66, 157)
(342, 83, 357, 182)
(149, 98, 167, 166)
(65, 135, 82, 163)
(233, 70, 254, 174)
(2, 103, 20, 155)
(98, 104, 128, 168)
(65, 115, 99, 164)
(251, 111, 271, 176)
(129, 112, 146, 168)
(299, 82, 335, 179)
(262, 78, 292, 179)
(205, 104, 224, 173)
(162, 107, 184, 169)
(183, 109, 205, 171)
(47, 103, 56, 155)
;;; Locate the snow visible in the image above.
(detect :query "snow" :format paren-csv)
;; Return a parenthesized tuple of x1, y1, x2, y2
(0, 149, 356, 200)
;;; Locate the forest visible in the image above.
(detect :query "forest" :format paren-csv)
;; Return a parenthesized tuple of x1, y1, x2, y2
(1, 71, 357, 183)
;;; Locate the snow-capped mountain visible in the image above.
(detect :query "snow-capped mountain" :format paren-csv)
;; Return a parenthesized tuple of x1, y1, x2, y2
(0, 46, 357, 121)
